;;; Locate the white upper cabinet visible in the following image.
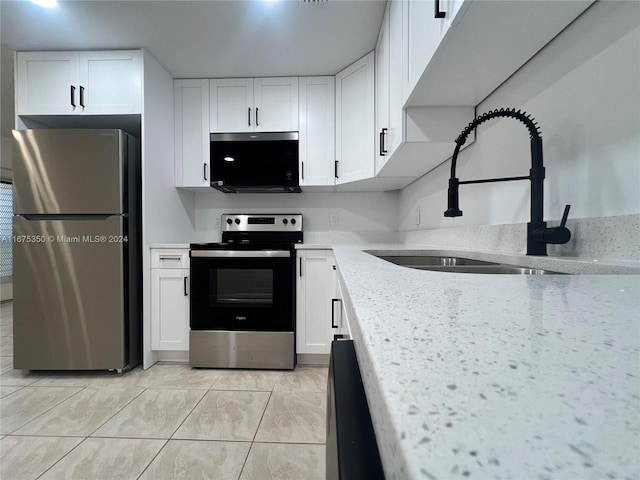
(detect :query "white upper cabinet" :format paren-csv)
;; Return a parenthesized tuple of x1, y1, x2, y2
(375, 7, 391, 174)
(78, 51, 142, 114)
(403, 0, 446, 102)
(209, 78, 254, 132)
(209, 77, 298, 133)
(16, 52, 79, 115)
(404, 0, 469, 100)
(254, 77, 299, 132)
(445, 0, 467, 27)
(372, 0, 592, 183)
(16, 50, 142, 115)
(373, 0, 472, 183)
(335, 51, 375, 185)
(299, 76, 336, 187)
(404, 0, 594, 106)
(174, 79, 210, 188)
(376, 0, 404, 174)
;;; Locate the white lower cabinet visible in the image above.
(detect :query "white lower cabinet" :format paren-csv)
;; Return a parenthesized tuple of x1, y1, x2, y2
(296, 249, 337, 356)
(150, 249, 189, 351)
(334, 271, 351, 340)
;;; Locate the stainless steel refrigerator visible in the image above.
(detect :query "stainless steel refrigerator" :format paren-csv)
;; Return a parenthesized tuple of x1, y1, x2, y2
(12, 129, 141, 371)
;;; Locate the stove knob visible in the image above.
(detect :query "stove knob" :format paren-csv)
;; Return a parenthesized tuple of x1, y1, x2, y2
(290, 218, 297, 225)
(226, 218, 233, 225)
(234, 218, 241, 225)
(282, 218, 288, 225)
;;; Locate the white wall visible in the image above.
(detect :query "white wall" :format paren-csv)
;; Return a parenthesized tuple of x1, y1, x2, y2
(1, 46, 15, 180)
(398, 1, 640, 232)
(0, 46, 15, 300)
(141, 51, 196, 368)
(193, 191, 399, 243)
(142, 51, 196, 244)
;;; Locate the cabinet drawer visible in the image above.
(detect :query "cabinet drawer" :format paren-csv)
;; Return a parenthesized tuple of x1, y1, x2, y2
(151, 249, 189, 269)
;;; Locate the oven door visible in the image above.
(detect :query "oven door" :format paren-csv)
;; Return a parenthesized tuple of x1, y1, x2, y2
(190, 250, 294, 332)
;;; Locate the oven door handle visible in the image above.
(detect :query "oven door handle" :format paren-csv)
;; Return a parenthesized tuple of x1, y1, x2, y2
(190, 250, 291, 258)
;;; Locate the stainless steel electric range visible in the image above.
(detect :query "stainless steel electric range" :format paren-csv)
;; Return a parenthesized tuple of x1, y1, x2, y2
(189, 214, 302, 369)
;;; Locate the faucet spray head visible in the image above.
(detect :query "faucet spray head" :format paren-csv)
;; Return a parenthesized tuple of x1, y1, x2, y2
(444, 177, 463, 217)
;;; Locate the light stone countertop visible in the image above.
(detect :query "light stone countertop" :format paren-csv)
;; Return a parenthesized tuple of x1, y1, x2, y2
(332, 245, 640, 479)
(149, 243, 190, 249)
(294, 244, 334, 250)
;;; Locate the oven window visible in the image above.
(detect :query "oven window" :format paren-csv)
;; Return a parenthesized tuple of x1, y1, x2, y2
(190, 255, 294, 331)
(215, 269, 273, 306)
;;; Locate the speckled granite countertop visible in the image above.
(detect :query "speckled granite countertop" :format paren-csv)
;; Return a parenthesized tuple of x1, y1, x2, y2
(332, 245, 640, 480)
(149, 243, 190, 249)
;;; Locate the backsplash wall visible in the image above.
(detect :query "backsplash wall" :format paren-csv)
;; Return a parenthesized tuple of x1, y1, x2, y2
(399, 214, 640, 261)
(193, 191, 399, 244)
(398, 1, 640, 257)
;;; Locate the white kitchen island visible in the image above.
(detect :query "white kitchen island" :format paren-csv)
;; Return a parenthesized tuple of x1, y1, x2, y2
(332, 245, 640, 479)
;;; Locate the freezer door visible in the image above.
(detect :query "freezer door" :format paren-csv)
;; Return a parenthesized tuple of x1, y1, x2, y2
(13, 215, 127, 370)
(12, 129, 124, 215)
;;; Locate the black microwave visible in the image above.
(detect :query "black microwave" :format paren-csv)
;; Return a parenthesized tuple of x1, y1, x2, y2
(209, 132, 301, 193)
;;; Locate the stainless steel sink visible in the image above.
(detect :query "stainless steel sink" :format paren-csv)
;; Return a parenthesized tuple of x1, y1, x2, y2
(411, 265, 562, 275)
(373, 255, 563, 275)
(376, 256, 495, 267)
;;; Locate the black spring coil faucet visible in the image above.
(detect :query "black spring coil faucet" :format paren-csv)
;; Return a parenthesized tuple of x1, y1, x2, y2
(444, 108, 571, 256)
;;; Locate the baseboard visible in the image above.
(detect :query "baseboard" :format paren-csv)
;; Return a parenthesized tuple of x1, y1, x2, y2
(155, 350, 189, 363)
(0, 283, 13, 302)
(297, 353, 330, 366)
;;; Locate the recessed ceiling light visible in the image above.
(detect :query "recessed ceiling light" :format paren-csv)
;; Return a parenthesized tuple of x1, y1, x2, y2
(30, 0, 58, 8)
(224, 157, 235, 163)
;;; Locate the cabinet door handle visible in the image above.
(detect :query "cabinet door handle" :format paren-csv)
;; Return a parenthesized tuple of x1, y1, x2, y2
(301, 161, 304, 180)
(435, 0, 446, 18)
(203, 163, 208, 181)
(184, 276, 188, 296)
(248, 107, 251, 126)
(334, 160, 339, 179)
(70, 86, 76, 107)
(331, 298, 341, 329)
(299, 257, 302, 277)
(256, 107, 259, 127)
(79, 86, 85, 108)
(380, 128, 388, 156)
(160, 255, 182, 264)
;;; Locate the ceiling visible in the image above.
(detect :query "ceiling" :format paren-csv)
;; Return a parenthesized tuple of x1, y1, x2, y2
(0, 0, 387, 78)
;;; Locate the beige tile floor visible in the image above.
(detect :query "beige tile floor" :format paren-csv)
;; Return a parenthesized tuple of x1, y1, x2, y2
(0, 301, 328, 480)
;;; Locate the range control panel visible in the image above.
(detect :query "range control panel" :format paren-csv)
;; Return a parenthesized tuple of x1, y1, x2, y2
(221, 214, 303, 232)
